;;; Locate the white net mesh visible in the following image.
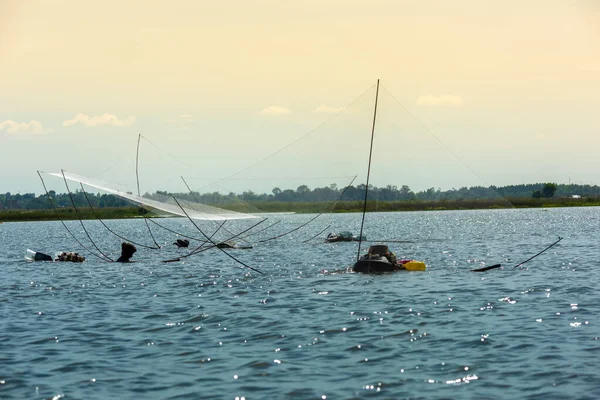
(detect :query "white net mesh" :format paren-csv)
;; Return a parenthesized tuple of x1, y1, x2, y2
(44, 171, 259, 221)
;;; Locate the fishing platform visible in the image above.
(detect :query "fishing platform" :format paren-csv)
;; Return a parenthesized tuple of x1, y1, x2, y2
(352, 244, 426, 273)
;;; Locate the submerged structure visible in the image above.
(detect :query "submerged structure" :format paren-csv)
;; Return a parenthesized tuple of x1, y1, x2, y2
(325, 231, 365, 243)
(353, 244, 426, 273)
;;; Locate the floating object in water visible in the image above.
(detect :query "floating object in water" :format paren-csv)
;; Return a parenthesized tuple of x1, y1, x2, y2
(470, 237, 563, 272)
(325, 231, 366, 243)
(25, 249, 53, 262)
(174, 239, 190, 248)
(25, 249, 85, 262)
(55, 251, 86, 262)
(353, 245, 426, 273)
(216, 241, 253, 250)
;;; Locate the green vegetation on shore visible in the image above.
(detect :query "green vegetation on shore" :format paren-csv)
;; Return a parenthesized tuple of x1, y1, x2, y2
(2, 181, 599, 222)
(2, 197, 598, 223)
(0, 207, 144, 222)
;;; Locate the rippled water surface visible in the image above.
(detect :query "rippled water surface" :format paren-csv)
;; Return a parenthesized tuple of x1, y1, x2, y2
(1, 208, 599, 399)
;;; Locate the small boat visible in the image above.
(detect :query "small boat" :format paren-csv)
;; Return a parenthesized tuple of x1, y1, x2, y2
(353, 245, 426, 273)
(325, 231, 366, 243)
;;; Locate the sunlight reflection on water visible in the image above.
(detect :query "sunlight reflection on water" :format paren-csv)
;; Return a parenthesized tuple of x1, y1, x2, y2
(0, 207, 599, 399)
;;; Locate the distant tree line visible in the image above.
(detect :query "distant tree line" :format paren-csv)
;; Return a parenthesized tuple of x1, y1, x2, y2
(0, 190, 132, 210)
(2, 182, 599, 210)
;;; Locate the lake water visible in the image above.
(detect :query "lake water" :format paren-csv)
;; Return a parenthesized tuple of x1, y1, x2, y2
(1, 208, 599, 399)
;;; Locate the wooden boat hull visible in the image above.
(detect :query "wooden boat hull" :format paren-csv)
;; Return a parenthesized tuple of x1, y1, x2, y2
(353, 256, 398, 273)
(353, 257, 427, 273)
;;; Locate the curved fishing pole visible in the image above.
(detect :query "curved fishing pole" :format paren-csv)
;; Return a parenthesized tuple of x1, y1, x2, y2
(136, 134, 161, 249)
(182, 218, 229, 253)
(302, 224, 331, 244)
(37, 171, 112, 262)
(162, 217, 268, 263)
(298, 175, 358, 243)
(147, 211, 268, 244)
(470, 237, 564, 272)
(181, 176, 252, 244)
(60, 170, 114, 261)
(78, 183, 158, 250)
(260, 175, 359, 244)
(137, 135, 259, 245)
(356, 79, 380, 260)
(512, 237, 563, 268)
(171, 196, 263, 274)
(257, 213, 324, 243)
(146, 218, 207, 242)
(238, 220, 281, 239)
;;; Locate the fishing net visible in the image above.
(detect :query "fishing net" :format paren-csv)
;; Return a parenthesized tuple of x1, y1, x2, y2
(42, 170, 259, 221)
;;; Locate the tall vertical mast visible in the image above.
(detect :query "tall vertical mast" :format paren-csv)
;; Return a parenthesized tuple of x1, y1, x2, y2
(136, 134, 161, 248)
(356, 79, 380, 259)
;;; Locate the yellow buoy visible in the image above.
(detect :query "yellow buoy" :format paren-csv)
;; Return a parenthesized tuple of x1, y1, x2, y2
(402, 261, 427, 271)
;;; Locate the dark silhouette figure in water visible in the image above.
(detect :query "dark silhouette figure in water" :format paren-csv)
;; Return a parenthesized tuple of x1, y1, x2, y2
(174, 239, 190, 248)
(116, 242, 137, 263)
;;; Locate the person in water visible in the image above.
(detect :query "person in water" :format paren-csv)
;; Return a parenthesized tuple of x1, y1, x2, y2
(116, 242, 137, 262)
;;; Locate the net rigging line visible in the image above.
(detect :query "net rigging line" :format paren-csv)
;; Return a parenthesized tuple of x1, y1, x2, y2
(137, 134, 240, 245)
(237, 220, 281, 240)
(356, 79, 380, 260)
(146, 217, 207, 242)
(139, 113, 364, 242)
(141, 133, 312, 241)
(60, 170, 114, 262)
(162, 217, 268, 263)
(302, 224, 332, 244)
(172, 197, 263, 274)
(135, 135, 264, 242)
(137, 86, 372, 245)
(184, 83, 376, 193)
(78, 183, 159, 250)
(381, 84, 514, 208)
(139, 192, 263, 244)
(181, 176, 253, 244)
(136, 134, 162, 249)
(175, 218, 229, 253)
(37, 171, 112, 263)
(259, 175, 357, 243)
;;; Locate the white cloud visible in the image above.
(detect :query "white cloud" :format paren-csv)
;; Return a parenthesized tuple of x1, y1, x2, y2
(63, 113, 136, 127)
(179, 114, 193, 119)
(313, 104, 343, 113)
(416, 95, 464, 107)
(0, 119, 52, 134)
(260, 106, 291, 115)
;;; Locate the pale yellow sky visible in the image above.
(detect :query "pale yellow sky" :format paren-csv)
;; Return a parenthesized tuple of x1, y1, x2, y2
(1, 0, 599, 193)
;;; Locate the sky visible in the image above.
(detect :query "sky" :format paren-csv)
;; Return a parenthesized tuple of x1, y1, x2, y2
(1, 0, 599, 196)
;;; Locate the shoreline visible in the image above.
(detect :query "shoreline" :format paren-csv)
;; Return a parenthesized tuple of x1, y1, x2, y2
(1, 198, 598, 223)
